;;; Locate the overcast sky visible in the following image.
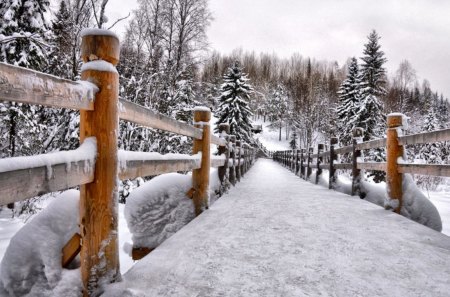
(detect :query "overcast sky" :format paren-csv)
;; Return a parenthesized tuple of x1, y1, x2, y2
(107, 0, 450, 98)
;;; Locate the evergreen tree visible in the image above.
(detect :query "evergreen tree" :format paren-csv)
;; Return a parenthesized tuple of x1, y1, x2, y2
(336, 57, 360, 146)
(0, 0, 51, 70)
(266, 84, 289, 141)
(215, 62, 254, 143)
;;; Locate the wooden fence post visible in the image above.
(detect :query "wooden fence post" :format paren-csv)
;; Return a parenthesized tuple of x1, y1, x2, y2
(352, 127, 364, 196)
(192, 108, 211, 215)
(241, 144, 246, 177)
(229, 136, 236, 186)
(306, 147, 313, 180)
(329, 137, 338, 190)
(295, 149, 300, 175)
(79, 31, 120, 295)
(386, 114, 404, 213)
(300, 149, 305, 179)
(236, 141, 241, 182)
(315, 144, 324, 184)
(218, 124, 230, 193)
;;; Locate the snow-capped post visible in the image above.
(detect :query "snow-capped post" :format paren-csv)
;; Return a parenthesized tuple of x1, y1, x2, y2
(315, 144, 324, 184)
(192, 107, 211, 216)
(306, 147, 313, 180)
(300, 149, 305, 179)
(218, 124, 230, 191)
(79, 29, 121, 295)
(229, 136, 237, 186)
(329, 137, 338, 190)
(352, 127, 364, 196)
(386, 114, 404, 213)
(236, 140, 242, 182)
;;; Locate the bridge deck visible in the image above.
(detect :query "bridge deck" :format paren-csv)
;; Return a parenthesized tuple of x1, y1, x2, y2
(106, 159, 450, 297)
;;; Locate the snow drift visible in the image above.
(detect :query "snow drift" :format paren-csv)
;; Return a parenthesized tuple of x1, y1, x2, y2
(125, 169, 221, 249)
(0, 190, 82, 296)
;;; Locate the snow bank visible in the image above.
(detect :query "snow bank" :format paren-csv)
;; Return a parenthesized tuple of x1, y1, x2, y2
(125, 169, 221, 249)
(0, 190, 81, 296)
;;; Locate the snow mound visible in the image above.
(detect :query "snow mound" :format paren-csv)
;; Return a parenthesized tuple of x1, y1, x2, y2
(0, 190, 81, 296)
(125, 169, 222, 249)
(397, 174, 442, 232)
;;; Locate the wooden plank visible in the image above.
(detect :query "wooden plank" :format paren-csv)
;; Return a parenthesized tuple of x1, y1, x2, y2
(0, 160, 94, 206)
(132, 247, 153, 261)
(319, 164, 330, 170)
(119, 99, 203, 139)
(334, 163, 353, 170)
(310, 153, 319, 159)
(211, 157, 226, 168)
(398, 164, 450, 177)
(0, 62, 95, 110)
(321, 151, 331, 157)
(119, 159, 201, 180)
(62, 233, 82, 268)
(356, 138, 386, 150)
(334, 145, 353, 155)
(211, 135, 227, 146)
(357, 162, 386, 171)
(398, 128, 450, 146)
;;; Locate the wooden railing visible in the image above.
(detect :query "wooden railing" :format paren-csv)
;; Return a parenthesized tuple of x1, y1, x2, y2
(273, 114, 450, 213)
(0, 30, 256, 296)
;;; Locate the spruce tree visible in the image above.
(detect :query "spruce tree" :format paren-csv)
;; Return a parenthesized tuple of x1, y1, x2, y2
(0, 0, 51, 70)
(356, 30, 387, 141)
(215, 62, 254, 143)
(336, 57, 360, 146)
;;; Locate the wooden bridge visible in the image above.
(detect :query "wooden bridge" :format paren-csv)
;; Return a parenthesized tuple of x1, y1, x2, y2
(1, 29, 450, 296)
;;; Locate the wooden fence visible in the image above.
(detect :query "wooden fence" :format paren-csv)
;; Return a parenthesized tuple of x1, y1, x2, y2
(273, 114, 450, 213)
(0, 30, 255, 296)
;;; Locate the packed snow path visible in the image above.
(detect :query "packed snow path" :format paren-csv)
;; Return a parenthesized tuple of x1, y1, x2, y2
(106, 159, 450, 297)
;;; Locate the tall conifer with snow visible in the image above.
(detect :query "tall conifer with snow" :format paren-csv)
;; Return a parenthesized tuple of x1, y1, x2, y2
(215, 62, 254, 143)
(355, 30, 387, 140)
(336, 57, 360, 146)
(0, 0, 51, 70)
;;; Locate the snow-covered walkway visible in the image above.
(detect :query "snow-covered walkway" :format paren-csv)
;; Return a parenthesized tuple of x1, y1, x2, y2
(105, 159, 450, 297)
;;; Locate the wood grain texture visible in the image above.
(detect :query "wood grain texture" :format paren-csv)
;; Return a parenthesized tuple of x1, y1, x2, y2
(119, 99, 203, 139)
(119, 159, 201, 180)
(192, 110, 211, 216)
(355, 138, 387, 150)
(62, 233, 82, 268)
(357, 162, 387, 171)
(334, 145, 353, 155)
(386, 114, 404, 213)
(0, 62, 95, 110)
(398, 164, 450, 177)
(0, 160, 94, 206)
(398, 128, 450, 146)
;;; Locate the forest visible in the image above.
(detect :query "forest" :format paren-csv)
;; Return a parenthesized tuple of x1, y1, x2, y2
(1, 0, 449, 212)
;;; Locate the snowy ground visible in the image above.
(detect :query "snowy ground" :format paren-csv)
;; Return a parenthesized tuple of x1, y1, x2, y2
(252, 118, 290, 151)
(104, 159, 450, 297)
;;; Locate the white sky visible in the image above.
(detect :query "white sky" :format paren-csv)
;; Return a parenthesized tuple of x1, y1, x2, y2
(106, 0, 450, 98)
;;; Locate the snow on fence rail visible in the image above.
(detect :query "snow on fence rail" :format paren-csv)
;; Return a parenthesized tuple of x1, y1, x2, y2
(273, 114, 450, 214)
(0, 30, 256, 296)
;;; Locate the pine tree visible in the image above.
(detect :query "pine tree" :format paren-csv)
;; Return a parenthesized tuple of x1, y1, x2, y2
(356, 30, 387, 141)
(336, 57, 360, 146)
(215, 62, 254, 143)
(0, 0, 51, 70)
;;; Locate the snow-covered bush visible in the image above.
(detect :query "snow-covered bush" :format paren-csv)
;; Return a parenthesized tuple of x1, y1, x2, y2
(125, 169, 221, 249)
(0, 190, 81, 296)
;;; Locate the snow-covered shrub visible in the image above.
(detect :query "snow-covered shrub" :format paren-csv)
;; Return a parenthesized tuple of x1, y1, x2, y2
(125, 169, 222, 249)
(0, 190, 81, 296)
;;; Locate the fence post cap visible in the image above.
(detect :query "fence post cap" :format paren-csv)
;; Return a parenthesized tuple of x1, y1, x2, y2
(353, 127, 364, 138)
(81, 28, 120, 65)
(387, 113, 403, 128)
(330, 137, 338, 145)
(194, 109, 211, 122)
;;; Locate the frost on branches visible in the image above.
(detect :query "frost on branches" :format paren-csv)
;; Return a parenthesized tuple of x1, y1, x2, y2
(215, 62, 254, 144)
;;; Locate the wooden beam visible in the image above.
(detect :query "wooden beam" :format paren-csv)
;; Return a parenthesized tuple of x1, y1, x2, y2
(357, 162, 387, 172)
(211, 135, 227, 146)
(131, 247, 153, 261)
(334, 145, 353, 155)
(211, 157, 226, 168)
(0, 62, 96, 110)
(398, 128, 450, 146)
(398, 164, 450, 177)
(334, 163, 353, 170)
(62, 233, 82, 268)
(119, 159, 201, 180)
(386, 114, 404, 213)
(0, 160, 94, 206)
(119, 99, 202, 139)
(356, 138, 387, 150)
